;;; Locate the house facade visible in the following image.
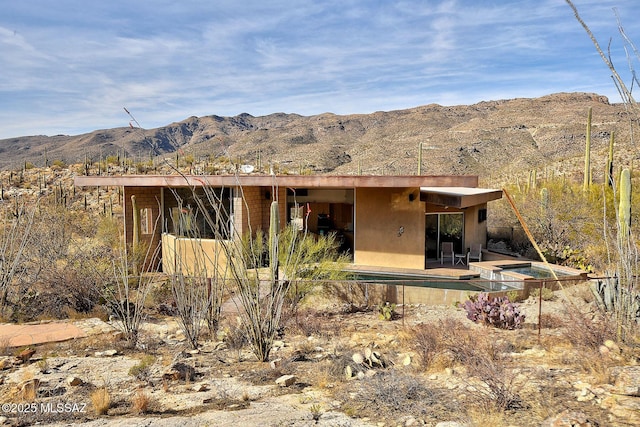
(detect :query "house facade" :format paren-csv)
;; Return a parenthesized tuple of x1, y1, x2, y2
(74, 174, 502, 274)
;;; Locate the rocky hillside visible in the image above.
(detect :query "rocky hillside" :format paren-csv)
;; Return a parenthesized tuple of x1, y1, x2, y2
(0, 92, 636, 183)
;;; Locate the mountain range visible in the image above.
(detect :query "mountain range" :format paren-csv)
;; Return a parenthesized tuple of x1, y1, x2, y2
(0, 92, 635, 183)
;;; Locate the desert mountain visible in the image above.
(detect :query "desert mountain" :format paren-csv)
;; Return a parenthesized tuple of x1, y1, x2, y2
(0, 92, 635, 181)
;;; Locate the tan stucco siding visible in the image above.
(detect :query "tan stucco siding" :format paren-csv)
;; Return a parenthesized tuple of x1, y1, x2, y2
(354, 187, 425, 269)
(161, 233, 228, 276)
(462, 203, 488, 250)
(123, 186, 163, 269)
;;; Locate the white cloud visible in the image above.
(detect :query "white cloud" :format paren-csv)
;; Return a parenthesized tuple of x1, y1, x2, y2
(0, 0, 638, 139)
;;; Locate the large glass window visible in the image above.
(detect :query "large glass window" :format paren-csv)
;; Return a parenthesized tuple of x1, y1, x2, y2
(164, 187, 233, 239)
(425, 213, 464, 260)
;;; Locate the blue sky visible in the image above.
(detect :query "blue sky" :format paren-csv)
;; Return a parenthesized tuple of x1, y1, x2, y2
(0, 0, 638, 139)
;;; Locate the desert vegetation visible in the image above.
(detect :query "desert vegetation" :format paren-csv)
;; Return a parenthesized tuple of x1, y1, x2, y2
(0, 3, 638, 426)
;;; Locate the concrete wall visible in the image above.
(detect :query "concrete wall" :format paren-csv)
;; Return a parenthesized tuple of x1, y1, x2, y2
(354, 187, 425, 269)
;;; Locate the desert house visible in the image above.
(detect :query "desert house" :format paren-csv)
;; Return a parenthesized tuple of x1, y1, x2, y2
(74, 174, 503, 277)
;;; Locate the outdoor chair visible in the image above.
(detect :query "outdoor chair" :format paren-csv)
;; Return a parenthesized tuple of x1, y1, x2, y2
(440, 241, 454, 265)
(467, 243, 482, 264)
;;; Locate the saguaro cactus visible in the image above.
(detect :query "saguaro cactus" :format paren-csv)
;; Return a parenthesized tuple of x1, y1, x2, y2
(583, 107, 592, 191)
(268, 200, 280, 281)
(607, 131, 615, 187)
(619, 168, 631, 239)
(540, 187, 549, 211)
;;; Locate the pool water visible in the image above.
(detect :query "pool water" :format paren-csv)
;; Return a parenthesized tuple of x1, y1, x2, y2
(501, 266, 568, 279)
(350, 273, 485, 292)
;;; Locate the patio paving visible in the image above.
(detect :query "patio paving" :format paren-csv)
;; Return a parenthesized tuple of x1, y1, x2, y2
(0, 318, 115, 348)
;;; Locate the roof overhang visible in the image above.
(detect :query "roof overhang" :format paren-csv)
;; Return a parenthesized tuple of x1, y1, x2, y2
(74, 174, 481, 189)
(420, 187, 503, 208)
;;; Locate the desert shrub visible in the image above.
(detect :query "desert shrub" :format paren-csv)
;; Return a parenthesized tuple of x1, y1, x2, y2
(530, 286, 555, 301)
(539, 313, 564, 329)
(129, 355, 156, 381)
(461, 293, 525, 329)
(561, 306, 615, 351)
(282, 308, 335, 338)
(91, 387, 111, 415)
(409, 323, 439, 370)
(131, 389, 151, 414)
(342, 370, 441, 421)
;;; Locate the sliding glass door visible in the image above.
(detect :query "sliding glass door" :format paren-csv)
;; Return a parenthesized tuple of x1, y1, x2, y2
(425, 213, 464, 260)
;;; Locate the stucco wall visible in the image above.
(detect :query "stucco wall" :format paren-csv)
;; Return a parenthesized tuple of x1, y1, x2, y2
(123, 186, 163, 269)
(161, 233, 228, 276)
(463, 203, 488, 251)
(354, 187, 425, 269)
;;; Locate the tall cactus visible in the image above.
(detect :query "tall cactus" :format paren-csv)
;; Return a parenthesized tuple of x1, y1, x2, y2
(540, 187, 549, 211)
(619, 168, 631, 239)
(583, 107, 592, 191)
(606, 131, 615, 187)
(417, 142, 423, 175)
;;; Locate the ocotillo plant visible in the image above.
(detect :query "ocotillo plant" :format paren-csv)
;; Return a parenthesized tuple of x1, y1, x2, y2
(618, 168, 631, 239)
(583, 106, 592, 191)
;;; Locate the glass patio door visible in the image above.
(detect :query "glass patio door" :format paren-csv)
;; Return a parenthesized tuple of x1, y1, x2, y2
(425, 213, 464, 261)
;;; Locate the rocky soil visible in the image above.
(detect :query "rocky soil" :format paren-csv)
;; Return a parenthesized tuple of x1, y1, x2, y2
(0, 283, 638, 427)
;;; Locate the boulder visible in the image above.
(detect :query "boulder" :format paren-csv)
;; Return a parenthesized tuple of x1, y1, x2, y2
(275, 374, 296, 387)
(66, 376, 83, 386)
(163, 362, 196, 382)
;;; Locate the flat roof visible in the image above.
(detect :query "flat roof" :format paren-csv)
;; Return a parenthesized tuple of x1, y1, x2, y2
(74, 174, 481, 189)
(420, 186, 503, 208)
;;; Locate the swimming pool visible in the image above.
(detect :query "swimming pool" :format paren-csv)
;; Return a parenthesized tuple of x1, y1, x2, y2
(349, 273, 486, 292)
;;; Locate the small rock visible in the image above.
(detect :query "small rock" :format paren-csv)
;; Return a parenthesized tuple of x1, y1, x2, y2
(402, 354, 412, 366)
(445, 368, 454, 376)
(345, 365, 353, 379)
(404, 416, 418, 427)
(364, 348, 372, 360)
(352, 353, 364, 364)
(0, 358, 12, 370)
(429, 374, 438, 380)
(356, 371, 365, 380)
(272, 340, 285, 349)
(66, 376, 83, 386)
(16, 348, 36, 363)
(192, 383, 208, 392)
(0, 416, 7, 425)
(275, 374, 296, 387)
(365, 369, 377, 378)
(604, 339, 620, 353)
(270, 358, 282, 370)
(94, 349, 118, 357)
(188, 349, 200, 355)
